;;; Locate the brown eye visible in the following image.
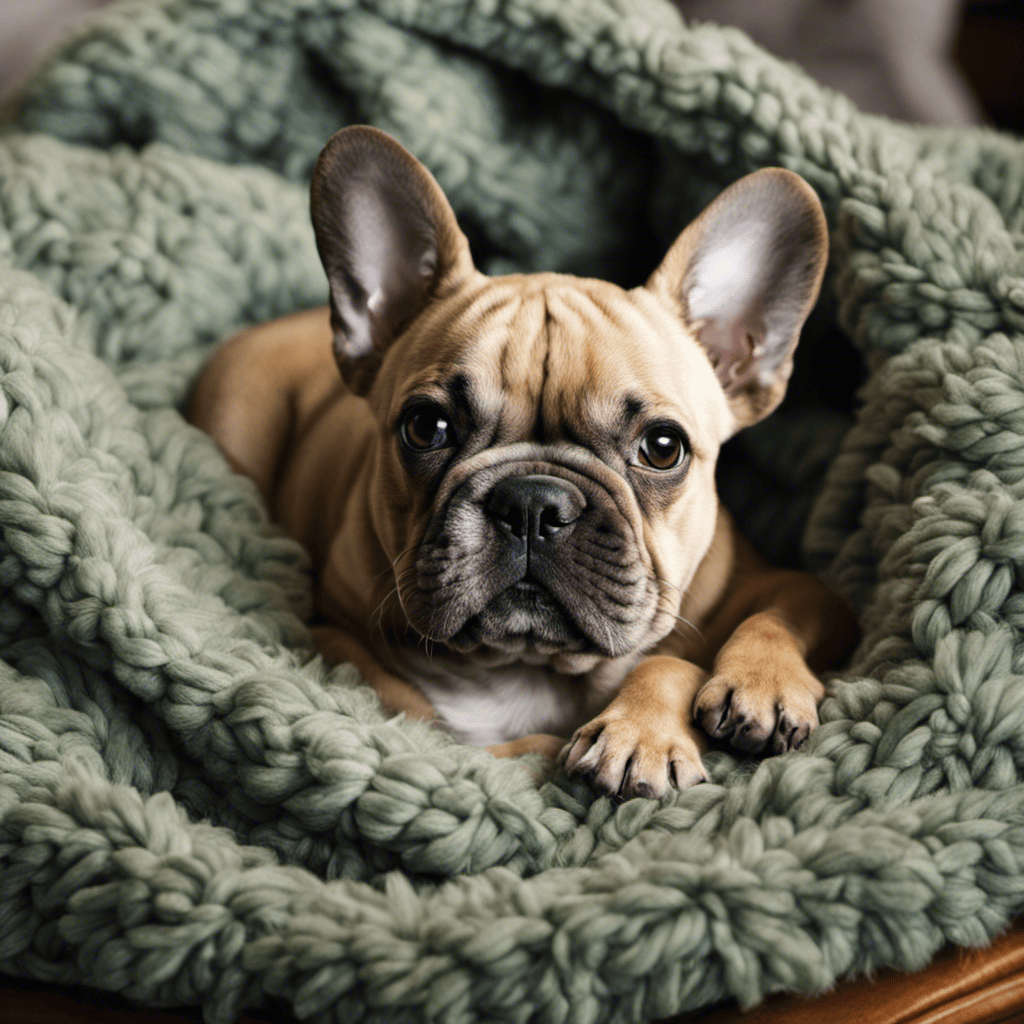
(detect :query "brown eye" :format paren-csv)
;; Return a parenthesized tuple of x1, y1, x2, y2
(638, 426, 686, 470)
(401, 403, 453, 451)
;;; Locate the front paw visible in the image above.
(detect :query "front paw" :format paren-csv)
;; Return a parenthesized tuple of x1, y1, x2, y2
(694, 668, 821, 755)
(561, 712, 706, 800)
(694, 615, 827, 756)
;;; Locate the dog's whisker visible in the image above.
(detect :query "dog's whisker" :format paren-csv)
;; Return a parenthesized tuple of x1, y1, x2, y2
(364, 540, 421, 597)
(653, 573, 682, 596)
(674, 614, 702, 638)
(371, 586, 400, 640)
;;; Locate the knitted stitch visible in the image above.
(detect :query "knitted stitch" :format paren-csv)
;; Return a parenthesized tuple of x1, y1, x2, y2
(2, 1, 1024, 1021)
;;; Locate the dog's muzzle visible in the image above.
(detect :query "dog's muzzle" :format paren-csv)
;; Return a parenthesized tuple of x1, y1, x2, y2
(404, 451, 659, 660)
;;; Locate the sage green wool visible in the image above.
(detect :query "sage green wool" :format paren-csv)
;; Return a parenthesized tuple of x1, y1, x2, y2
(3, 1, 1024, 1021)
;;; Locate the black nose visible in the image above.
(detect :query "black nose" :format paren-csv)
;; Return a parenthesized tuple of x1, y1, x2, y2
(485, 475, 585, 541)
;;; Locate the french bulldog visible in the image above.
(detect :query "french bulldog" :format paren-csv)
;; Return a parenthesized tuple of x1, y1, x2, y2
(189, 125, 858, 799)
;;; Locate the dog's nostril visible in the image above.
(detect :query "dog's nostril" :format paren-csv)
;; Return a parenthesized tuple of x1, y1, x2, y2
(485, 474, 585, 541)
(488, 494, 527, 538)
(538, 504, 570, 537)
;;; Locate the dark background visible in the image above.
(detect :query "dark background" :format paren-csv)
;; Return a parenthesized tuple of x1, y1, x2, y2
(955, 0, 1024, 133)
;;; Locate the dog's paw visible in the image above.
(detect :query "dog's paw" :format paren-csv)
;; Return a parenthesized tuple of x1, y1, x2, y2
(693, 614, 827, 756)
(561, 712, 706, 800)
(694, 665, 822, 755)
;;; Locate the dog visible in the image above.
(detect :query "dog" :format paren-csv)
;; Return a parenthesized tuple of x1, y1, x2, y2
(189, 125, 859, 800)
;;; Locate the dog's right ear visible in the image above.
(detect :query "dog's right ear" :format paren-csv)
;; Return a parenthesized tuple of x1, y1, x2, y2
(645, 168, 828, 434)
(310, 126, 476, 394)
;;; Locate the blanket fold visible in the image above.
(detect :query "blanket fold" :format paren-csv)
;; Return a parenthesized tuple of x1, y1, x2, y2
(3, 1, 1024, 1021)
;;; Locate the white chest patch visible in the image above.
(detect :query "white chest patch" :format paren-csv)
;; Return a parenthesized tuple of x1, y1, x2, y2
(405, 659, 591, 747)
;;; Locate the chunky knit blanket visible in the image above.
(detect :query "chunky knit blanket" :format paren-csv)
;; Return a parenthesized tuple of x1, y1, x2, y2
(3, 1, 1024, 1022)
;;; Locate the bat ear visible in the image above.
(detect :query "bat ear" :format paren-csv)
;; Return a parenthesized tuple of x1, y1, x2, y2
(310, 125, 476, 394)
(646, 168, 829, 432)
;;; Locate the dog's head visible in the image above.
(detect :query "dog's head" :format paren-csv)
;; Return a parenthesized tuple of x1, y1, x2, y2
(311, 126, 828, 673)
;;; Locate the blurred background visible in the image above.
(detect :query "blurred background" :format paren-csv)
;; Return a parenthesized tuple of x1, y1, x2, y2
(1, 0, 1021, 132)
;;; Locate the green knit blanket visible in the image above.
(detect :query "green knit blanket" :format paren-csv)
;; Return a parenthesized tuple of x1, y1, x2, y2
(3, 1, 1024, 1021)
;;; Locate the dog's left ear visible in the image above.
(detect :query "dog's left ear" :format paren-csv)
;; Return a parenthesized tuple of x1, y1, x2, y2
(645, 168, 828, 432)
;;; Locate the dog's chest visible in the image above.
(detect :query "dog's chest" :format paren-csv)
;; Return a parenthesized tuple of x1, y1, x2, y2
(404, 658, 590, 747)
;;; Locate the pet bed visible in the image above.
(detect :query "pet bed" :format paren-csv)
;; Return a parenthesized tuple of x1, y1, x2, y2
(2, 1, 1024, 1021)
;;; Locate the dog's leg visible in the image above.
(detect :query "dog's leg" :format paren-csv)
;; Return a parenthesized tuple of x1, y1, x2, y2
(488, 735, 565, 759)
(561, 529, 857, 796)
(693, 536, 859, 755)
(561, 657, 709, 799)
(310, 625, 438, 722)
(188, 307, 336, 505)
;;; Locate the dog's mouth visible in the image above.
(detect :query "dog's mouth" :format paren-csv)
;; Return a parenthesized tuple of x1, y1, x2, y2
(446, 578, 591, 657)
(401, 449, 660, 661)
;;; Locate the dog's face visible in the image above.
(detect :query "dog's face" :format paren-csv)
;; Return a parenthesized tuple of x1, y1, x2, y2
(362, 277, 730, 672)
(310, 127, 828, 672)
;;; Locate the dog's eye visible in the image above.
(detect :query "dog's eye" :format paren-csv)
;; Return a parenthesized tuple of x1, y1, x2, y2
(401, 403, 453, 452)
(638, 426, 686, 470)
